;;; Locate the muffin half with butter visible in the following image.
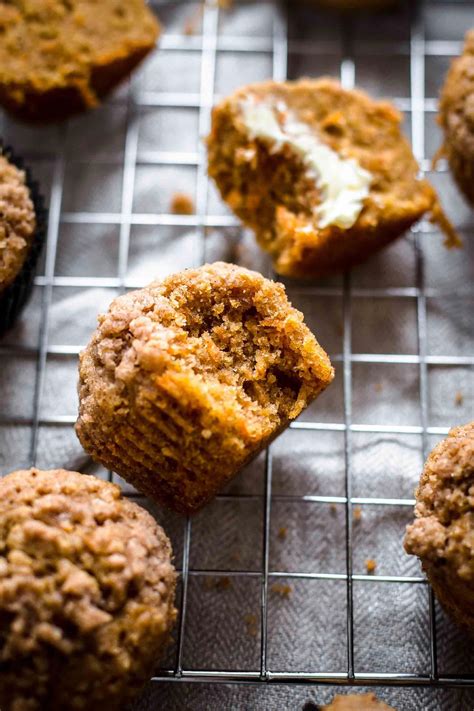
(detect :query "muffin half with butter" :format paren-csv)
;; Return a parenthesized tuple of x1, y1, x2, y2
(207, 78, 456, 279)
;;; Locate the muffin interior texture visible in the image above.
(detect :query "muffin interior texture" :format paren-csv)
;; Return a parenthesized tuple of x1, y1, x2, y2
(0, 154, 36, 293)
(209, 80, 419, 233)
(0, 468, 176, 711)
(77, 262, 334, 512)
(207, 79, 457, 277)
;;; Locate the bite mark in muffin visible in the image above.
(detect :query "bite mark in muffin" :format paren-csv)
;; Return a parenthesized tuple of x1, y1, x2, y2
(76, 262, 334, 514)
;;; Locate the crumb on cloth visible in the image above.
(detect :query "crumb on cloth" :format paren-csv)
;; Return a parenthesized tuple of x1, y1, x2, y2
(183, 4, 203, 35)
(365, 558, 377, 574)
(277, 526, 288, 540)
(271, 583, 292, 599)
(244, 613, 258, 637)
(204, 576, 232, 591)
(170, 192, 195, 215)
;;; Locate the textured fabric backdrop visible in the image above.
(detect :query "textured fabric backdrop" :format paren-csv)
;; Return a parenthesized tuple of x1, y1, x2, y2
(0, 1, 473, 709)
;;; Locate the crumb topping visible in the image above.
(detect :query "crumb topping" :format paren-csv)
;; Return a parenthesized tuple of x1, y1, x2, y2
(405, 422, 474, 583)
(0, 154, 36, 292)
(0, 468, 176, 711)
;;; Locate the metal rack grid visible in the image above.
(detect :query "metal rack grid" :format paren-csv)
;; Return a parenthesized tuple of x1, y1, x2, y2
(0, 0, 473, 706)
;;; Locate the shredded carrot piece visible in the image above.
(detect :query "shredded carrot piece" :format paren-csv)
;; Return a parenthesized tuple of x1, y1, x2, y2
(430, 198, 463, 249)
(431, 143, 447, 171)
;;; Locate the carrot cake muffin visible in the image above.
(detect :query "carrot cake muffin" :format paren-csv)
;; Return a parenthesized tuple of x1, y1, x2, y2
(323, 693, 395, 710)
(76, 262, 334, 514)
(207, 78, 457, 279)
(0, 146, 45, 335)
(0, 468, 177, 711)
(0, 0, 160, 122)
(438, 29, 474, 205)
(405, 422, 474, 635)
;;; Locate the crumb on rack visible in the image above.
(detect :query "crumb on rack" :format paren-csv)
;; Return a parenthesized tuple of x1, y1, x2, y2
(365, 558, 377, 574)
(170, 192, 195, 215)
(329, 503, 337, 515)
(204, 576, 232, 591)
(244, 613, 258, 637)
(454, 391, 464, 406)
(271, 582, 292, 599)
(374, 382, 383, 393)
(230, 550, 241, 563)
(183, 5, 203, 35)
(277, 526, 288, 541)
(353, 505, 362, 523)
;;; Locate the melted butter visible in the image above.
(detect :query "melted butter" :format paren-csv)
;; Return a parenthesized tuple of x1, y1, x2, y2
(239, 97, 372, 230)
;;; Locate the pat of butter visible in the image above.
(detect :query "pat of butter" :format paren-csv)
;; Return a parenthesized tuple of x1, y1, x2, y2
(239, 97, 372, 230)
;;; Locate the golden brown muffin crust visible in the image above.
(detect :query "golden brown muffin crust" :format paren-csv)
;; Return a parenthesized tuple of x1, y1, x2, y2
(0, 468, 177, 711)
(438, 30, 474, 204)
(76, 262, 334, 514)
(323, 693, 396, 710)
(0, 154, 36, 294)
(0, 0, 160, 122)
(207, 78, 455, 278)
(405, 422, 474, 634)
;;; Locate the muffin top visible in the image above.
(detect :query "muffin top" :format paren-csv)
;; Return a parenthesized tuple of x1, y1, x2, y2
(0, 0, 159, 93)
(439, 30, 474, 159)
(0, 468, 176, 710)
(0, 153, 36, 293)
(78, 261, 334, 442)
(405, 422, 474, 583)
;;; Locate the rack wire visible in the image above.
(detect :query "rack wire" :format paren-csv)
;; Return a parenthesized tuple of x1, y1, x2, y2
(0, 0, 473, 707)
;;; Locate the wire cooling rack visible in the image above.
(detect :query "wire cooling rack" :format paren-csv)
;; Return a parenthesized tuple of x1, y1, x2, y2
(1, 1, 474, 709)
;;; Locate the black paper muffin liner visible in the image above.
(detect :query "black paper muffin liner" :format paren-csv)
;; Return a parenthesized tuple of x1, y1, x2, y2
(0, 142, 47, 336)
